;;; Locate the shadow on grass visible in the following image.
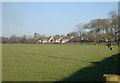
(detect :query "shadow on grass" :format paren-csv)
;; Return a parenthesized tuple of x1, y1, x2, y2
(57, 53, 120, 82)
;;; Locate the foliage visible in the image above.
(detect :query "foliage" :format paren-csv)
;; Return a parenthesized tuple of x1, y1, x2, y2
(75, 10, 119, 43)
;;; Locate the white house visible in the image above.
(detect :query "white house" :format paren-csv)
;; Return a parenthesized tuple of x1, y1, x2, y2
(48, 36, 54, 43)
(42, 40, 48, 43)
(61, 36, 73, 43)
(54, 37, 63, 43)
(61, 39, 70, 43)
(37, 36, 74, 44)
(42, 36, 54, 44)
(37, 40, 43, 43)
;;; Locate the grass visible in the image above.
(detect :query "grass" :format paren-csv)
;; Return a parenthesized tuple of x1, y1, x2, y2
(0, 44, 2, 82)
(2, 43, 118, 81)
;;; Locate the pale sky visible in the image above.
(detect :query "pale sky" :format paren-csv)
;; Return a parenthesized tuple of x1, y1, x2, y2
(2, 2, 118, 37)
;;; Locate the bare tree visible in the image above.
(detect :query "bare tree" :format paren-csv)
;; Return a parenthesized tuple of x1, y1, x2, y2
(75, 23, 87, 36)
(108, 10, 118, 43)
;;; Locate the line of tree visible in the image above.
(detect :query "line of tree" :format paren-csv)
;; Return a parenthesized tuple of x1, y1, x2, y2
(73, 10, 119, 44)
(2, 33, 46, 43)
(2, 10, 120, 44)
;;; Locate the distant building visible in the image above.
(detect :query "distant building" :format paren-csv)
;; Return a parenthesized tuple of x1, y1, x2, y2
(37, 40, 43, 43)
(61, 36, 73, 43)
(37, 36, 74, 44)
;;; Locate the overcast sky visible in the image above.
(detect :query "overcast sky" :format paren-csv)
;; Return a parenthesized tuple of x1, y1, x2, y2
(2, 2, 118, 37)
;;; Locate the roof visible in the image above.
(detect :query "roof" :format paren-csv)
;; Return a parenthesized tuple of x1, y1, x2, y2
(43, 36, 51, 40)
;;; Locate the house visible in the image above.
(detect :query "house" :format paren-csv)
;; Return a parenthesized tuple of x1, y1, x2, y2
(69, 36, 81, 42)
(61, 39, 69, 43)
(54, 37, 63, 43)
(61, 36, 73, 43)
(42, 37, 50, 43)
(42, 36, 54, 43)
(37, 40, 43, 43)
(48, 36, 54, 43)
(37, 36, 74, 44)
(42, 40, 48, 43)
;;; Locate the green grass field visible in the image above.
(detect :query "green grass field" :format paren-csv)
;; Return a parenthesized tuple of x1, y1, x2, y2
(0, 44, 2, 82)
(2, 44, 118, 81)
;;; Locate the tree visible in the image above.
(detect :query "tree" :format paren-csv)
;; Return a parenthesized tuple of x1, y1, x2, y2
(2, 37, 9, 43)
(67, 32, 78, 37)
(33, 33, 45, 43)
(75, 23, 86, 36)
(20, 35, 27, 43)
(108, 10, 118, 42)
(9, 35, 17, 43)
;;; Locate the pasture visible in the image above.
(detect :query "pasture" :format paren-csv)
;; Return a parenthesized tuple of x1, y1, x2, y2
(2, 44, 118, 81)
